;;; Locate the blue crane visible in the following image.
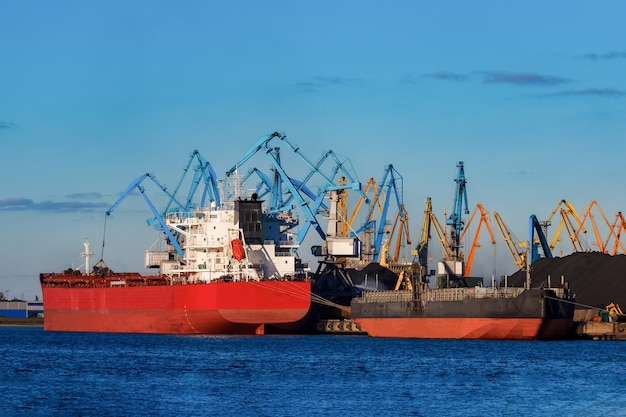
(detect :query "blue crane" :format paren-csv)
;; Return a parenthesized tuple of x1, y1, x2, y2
(529, 214, 553, 263)
(226, 132, 365, 245)
(105, 173, 185, 258)
(446, 161, 469, 259)
(181, 150, 220, 210)
(372, 165, 404, 262)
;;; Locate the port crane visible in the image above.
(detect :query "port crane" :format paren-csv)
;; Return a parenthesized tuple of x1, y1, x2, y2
(103, 150, 228, 263)
(605, 212, 626, 255)
(447, 161, 469, 262)
(414, 163, 469, 286)
(545, 200, 585, 255)
(459, 204, 496, 277)
(574, 200, 614, 253)
(387, 204, 411, 263)
(104, 172, 187, 260)
(226, 132, 365, 246)
(412, 198, 433, 271)
(176, 150, 221, 210)
(433, 161, 470, 281)
(529, 214, 553, 263)
(343, 165, 406, 263)
(493, 211, 527, 271)
(412, 197, 455, 276)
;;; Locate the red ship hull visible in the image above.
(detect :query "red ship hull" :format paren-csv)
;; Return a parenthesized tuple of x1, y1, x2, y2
(41, 275, 311, 334)
(352, 317, 573, 340)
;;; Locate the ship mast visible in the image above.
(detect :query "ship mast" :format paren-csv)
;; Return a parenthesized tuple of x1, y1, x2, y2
(81, 239, 93, 275)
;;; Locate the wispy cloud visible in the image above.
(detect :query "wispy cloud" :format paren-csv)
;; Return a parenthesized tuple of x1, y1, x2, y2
(0, 197, 109, 213)
(66, 192, 104, 200)
(479, 71, 571, 86)
(423, 72, 468, 81)
(537, 88, 626, 98)
(295, 76, 363, 92)
(0, 122, 17, 129)
(582, 51, 626, 60)
(422, 70, 570, 86)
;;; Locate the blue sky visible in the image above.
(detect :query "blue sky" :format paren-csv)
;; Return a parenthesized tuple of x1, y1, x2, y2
(1, 1, 625, 299)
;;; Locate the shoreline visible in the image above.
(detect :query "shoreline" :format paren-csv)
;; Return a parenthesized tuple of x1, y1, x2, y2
(0, 317, 44, 326)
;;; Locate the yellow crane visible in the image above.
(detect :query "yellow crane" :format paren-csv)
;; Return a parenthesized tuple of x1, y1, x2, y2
(560, 208, 585, 252)
(343, 178, 381, 236)
(493, 211, 527, 271)
(412, 197, 433, 268)
(431, 210, 453, 262)
(387, 204, 411, 263)
(546, 200, 585, 254)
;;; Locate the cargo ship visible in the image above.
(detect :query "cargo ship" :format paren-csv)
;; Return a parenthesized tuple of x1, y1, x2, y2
(40, 196, 312, 334)
(350, 270, 575, 340)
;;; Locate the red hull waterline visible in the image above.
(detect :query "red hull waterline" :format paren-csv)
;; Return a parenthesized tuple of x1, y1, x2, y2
(352, 317, 573, 340)
(42, 280, 311, 335)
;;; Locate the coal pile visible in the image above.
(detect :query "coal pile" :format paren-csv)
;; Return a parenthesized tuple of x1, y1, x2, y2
(347, 262, 399, 291)
(507, 252, 626, 309)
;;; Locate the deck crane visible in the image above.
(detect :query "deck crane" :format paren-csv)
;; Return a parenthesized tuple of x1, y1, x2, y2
(493, 211, 527, 271)
(459, 204, 496, 277)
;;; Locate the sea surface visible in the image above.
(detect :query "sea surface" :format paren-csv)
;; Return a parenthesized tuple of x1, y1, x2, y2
(1, 327, 625, 417)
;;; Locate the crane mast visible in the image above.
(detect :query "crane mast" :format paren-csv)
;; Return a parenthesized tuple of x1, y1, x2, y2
(446, 161, 469, 260)
(436, 162, 469, 287)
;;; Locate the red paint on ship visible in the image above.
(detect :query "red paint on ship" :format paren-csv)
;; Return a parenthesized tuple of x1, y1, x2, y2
(41, 274, 311, 334)
(352, 317, 573, 340)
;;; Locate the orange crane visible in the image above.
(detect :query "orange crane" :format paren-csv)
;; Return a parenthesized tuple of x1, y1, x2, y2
(493, 211, 527, 271)
(575, 200, 613, 253)
(459, 204, 496, 277)
(605, 212, 626, 255)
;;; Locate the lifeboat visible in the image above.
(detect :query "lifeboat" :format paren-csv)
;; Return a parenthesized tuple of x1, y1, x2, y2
(231, 238, 245, 262)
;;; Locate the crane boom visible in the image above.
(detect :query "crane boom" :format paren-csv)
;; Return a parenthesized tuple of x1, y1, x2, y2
(494, 211, 526, 270)
(530, 214, 553, 263)
(413, 197, 432, 269)
(461, 204, 496, 277)
(446, 161, 469, 259)
(547, 200, 585, 252)
(105, 176, 185, 259)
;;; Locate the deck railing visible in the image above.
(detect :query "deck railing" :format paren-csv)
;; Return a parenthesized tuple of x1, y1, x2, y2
(356, 287, 527, 304)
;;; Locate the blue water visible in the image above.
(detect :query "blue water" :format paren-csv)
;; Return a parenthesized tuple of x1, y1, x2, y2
(1, 327, 625, 417)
